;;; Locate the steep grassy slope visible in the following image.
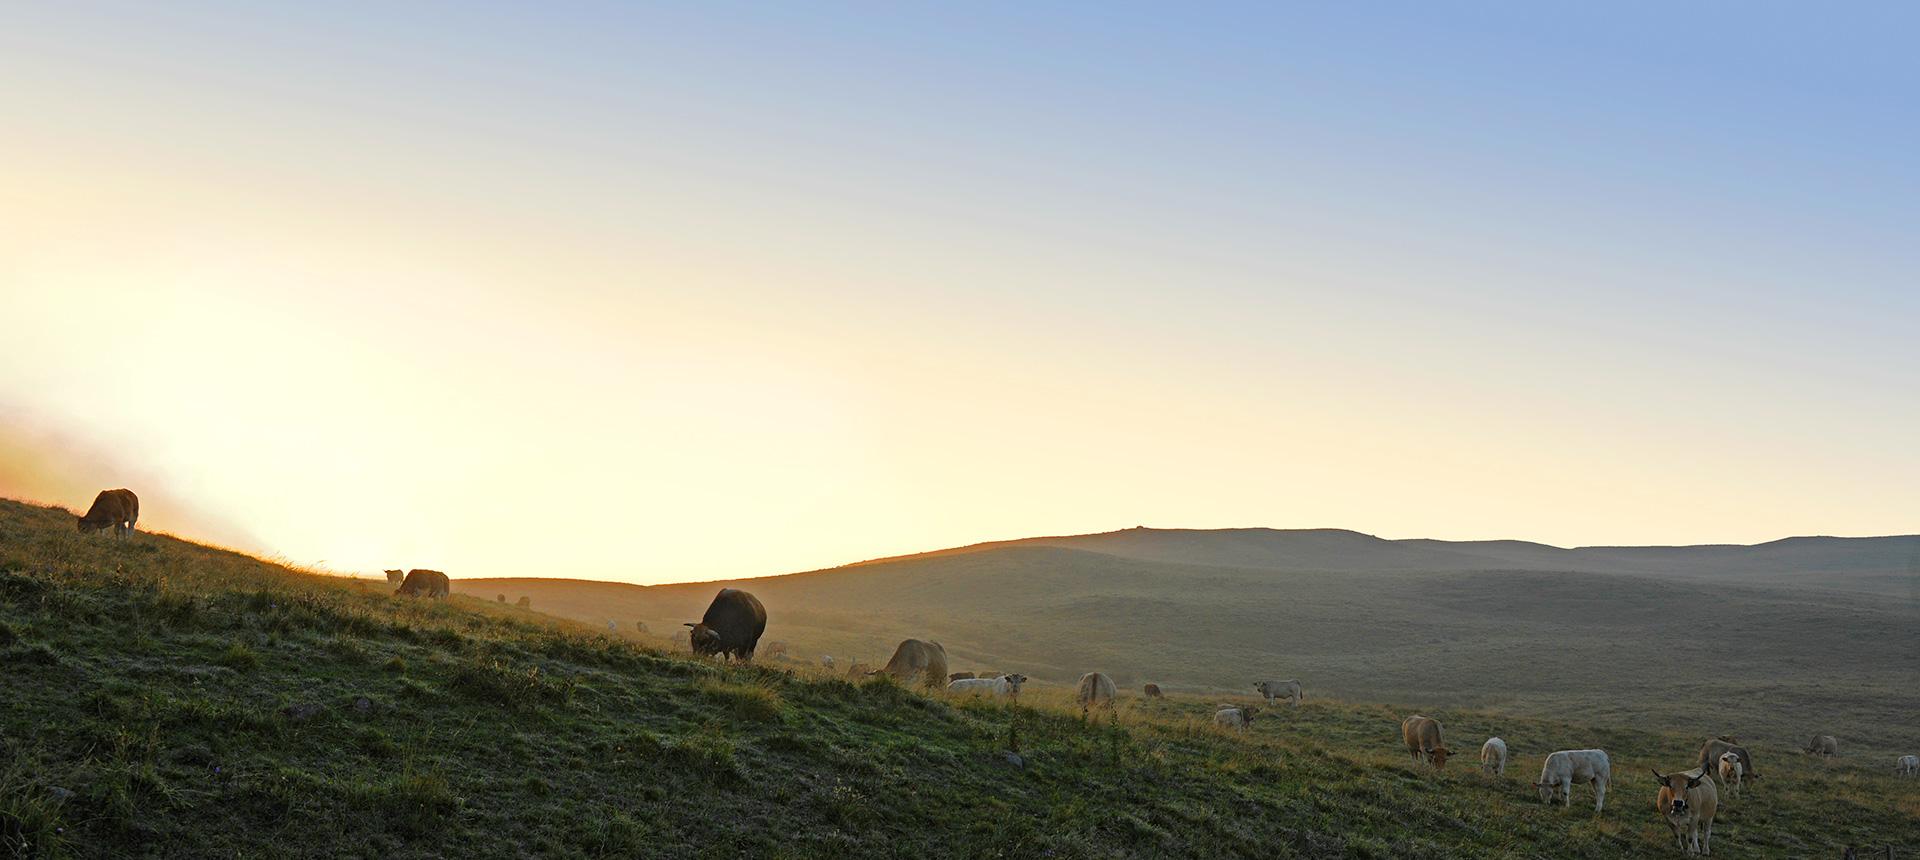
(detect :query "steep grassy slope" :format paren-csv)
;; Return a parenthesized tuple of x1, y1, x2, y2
(3, 498, 1915, 858)
(463, 542, 1920, 753)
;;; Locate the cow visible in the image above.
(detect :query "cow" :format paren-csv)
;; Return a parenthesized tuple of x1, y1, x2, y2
(394, 569, 450, 598)
(1213, 706, 1262, 731)
(948, 672, 977, 682)
(1652, 766, 1718, 855)
(821, 655, 834, 670)
(385, 570, 406, 586)
(683, 588, 767, 661)
(76, 489, 139, 538)
(1075, 672, 1117, 715)
(1253, 679, 1303, 708)
(1534, 749, 1611, 813)
(1481, 737, 1507, 776)
(1805, 735, 1839, 756)
(872, 639, 948, 688)
(1143, 683, 1163, 699)
(1897, 754, 1919, 777)
(948, 673, 1027, 700)
(1400, 715, 1451, 769)
(1696, 737, 1759, 784)
(1716, 752, 1744, 799)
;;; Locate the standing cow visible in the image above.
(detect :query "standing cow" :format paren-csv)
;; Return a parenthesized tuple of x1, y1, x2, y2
(1696, 737, 1759, 783)
(1895, 755, 1918, 778)
(1253, 679, 1304, 708)
(1805, 735, 1840, 756)
(683, 588, 767, 661)
(872, 639, 948, 688)
(76, 489, 139, 538)
(1214, 706, 1262, 731)
(394, 569, 450, 598)
(1716, 752, 1744, 799)
(1481, 737, 1508, 776)
(1401, 715, 1451, 769)
(1535, 749, 1611, 813)
(1075, 672, 1117, 716)
(1652, 767, 1718, 855)
(1143, 683, 1163, 699)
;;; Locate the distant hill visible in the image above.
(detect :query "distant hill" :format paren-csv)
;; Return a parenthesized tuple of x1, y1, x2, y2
(462, 527, 1920, 753)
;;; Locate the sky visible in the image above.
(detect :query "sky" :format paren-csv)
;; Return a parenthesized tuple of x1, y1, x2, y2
(2, 2, 1916, 584)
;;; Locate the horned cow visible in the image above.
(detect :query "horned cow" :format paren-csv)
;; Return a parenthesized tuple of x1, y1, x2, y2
(683, 588, 768, 661)
(1652, 766, 1718, 855)
(1535, 749, 1611, 813)
(76, 489, 139, 538)
(1400, 715, 1451, 769)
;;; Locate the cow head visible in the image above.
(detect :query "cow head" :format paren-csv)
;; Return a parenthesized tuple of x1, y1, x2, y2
(1003, 673, 1029, 693)
(1531, 779, 1555, 804)
(1427, 746, 1451, 769)
(1242, 706, 1263, 724)
(1651, 769, 1703, 817)
(76, 516, 103, 533)
(683, 622, 721, 655)
(384, 570, 405, 585)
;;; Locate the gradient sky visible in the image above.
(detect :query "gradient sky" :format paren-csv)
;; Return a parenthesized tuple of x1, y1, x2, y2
(3, 2, 1915, 584)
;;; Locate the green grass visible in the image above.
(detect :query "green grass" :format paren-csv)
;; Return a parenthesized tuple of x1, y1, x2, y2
(1, 498, 1914, 858)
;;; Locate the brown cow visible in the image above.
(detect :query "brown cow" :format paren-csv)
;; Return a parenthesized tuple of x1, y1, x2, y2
(1143, 683, 1163, 699)
(1401, 715, 1451, 769)
(1652, 766, 1719, 855)
(394, 569, 450, 598)
(384, 570, 406, 586)
(77, 489, 139, 538)
(872, 639, 948, 689)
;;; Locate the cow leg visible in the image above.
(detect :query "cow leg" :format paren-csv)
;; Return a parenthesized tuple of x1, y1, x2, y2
(1592, 779, 1605, 813)
(1702, 819, 1712, 855)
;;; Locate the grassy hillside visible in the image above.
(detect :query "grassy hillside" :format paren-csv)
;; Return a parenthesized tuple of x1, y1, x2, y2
(463, 539, 1920, 754)
(3, 498, 1915, 858)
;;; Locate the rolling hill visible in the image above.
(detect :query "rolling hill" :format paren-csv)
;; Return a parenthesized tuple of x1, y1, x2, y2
(462, 527, 1920, 754)
(3, 498, 1917, 858)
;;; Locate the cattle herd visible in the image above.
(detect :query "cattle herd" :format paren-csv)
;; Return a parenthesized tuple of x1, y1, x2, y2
(72, 490, 1917, 855)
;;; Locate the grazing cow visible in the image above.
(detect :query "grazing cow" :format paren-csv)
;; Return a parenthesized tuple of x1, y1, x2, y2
(1897, 754, 1919, 777)
(1534, 749, 1612, 813)
(1652, 767, 1718, 855)
(516, 596, 531, 609)
(1143, 683, 1163, 699)
(385, 570, 406, 586)
(948, 673, 1027, 700)
(872, 639, 948, 688)
(1805, 735, 1840, 756)
(1253, 679, 1304, 708)
(1075, 672, 1117, 715)
(1481, 737, 1507, 776)
(77, 489, 139, 538)
(821, 655, 834, 670)
(948, 672, 977, 682)
(394, 569, 450, 598)
(683, 588, 768, 661)
(1716, 752, 1744, 799)
(1400, 715, 1451, 769)
(1696, 737, 1759, 783)
(1213, 706, 1262, 731)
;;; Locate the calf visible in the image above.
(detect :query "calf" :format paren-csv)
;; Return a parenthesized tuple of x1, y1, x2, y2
(1480, 737, 1507, 776)
(1213, 706, 1262, 731)
(1535, 749, 1611, 813)
(1652, 767, 1718, 855)
(1716, 752, 1744, 799)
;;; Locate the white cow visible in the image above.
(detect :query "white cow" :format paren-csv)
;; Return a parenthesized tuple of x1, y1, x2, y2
(1252, 679, 1303, 708)
(1481, 737, 1508, 775)
(1896, 754, 1919, 777)
(947, 673, 1028, 700)
(1716, 751, 1744, 799)
(1534, 749, 1611, 813)
(1213, 706, 1263, 731)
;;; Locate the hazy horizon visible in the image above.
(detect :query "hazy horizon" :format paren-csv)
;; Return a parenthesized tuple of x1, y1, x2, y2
(5, 3, 1916, 584)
